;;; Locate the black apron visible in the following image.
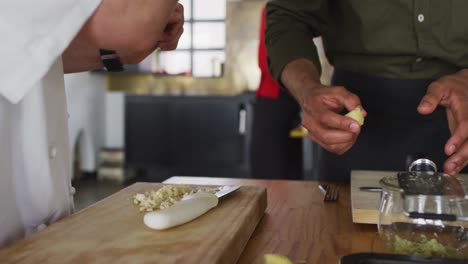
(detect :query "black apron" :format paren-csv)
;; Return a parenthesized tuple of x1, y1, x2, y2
(250, 91, 302, 180)
(313, 69, 457, 182)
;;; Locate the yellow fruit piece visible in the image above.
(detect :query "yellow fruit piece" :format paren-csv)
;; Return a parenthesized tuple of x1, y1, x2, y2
(263, 254, 293, 264)
(289, 126, 308, 138)
(345, 107, 364, 126)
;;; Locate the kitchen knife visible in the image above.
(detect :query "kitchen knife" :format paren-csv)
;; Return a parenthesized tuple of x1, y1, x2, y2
(144, 185, 240, 230)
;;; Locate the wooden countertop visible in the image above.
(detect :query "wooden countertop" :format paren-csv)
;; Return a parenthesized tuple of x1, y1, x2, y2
(163, 177, 386, 263)
(0, 177, 386, 263)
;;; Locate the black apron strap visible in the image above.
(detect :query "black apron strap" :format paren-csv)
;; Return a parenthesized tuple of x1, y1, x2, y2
(312, 69, 453, 182)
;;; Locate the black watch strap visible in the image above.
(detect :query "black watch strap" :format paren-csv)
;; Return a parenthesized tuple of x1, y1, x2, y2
(99, 49, 124, 72)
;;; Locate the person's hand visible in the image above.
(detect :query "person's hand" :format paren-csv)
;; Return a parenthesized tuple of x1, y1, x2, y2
(158, 3, 184, 51)
(418, 69, 468, 175)
(63, 0, 181, 72)
(280, 59, 366, 155)
(301, 84, 367, 155)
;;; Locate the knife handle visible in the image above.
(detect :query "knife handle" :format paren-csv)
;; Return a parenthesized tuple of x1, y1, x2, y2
(407, 212, 457, 221)
(359, 187, 382, 192)
(144, 192, 219, 230)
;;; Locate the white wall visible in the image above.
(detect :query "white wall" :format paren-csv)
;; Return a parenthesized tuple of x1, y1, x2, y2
(65, 72, 106, 174)
(105, 92, 125, 148)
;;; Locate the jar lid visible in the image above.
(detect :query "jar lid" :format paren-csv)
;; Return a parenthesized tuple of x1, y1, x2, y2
(380, 158, 465, 197)
(380, 171, 466, 197)
(379, 159, 468, 221)
(380, 173, 468, 221)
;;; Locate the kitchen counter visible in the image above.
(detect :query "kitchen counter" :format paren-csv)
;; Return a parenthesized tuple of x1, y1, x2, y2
(0, 177, 386, 263)
(164, 177, 386, 263)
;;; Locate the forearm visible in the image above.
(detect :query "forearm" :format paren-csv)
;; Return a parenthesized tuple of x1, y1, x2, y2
(62, 29, 102, 73)
(62, 0, 179, 73)
(265, 0, 325, 85)
(281, 58, 363, 155)
(84, 0, 177, 52)
(280, 58, 321, 105)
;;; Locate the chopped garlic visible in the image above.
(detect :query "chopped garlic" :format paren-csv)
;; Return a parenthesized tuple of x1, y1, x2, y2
(133, 185, 219, 212)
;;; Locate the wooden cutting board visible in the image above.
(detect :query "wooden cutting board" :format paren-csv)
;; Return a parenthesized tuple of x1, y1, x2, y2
(351, 170, 468, 225)
(350, 170, 394, 225)
(0, 183, 267, 264)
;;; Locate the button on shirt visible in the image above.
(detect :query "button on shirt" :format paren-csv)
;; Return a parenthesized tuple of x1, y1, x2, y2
(0, 0, 101, 248)
(266, 0, 468, 81)
(417, 14, 425, 23)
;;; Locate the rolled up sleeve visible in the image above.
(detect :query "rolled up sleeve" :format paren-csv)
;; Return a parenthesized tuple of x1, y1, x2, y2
(265, 0, 327, 85)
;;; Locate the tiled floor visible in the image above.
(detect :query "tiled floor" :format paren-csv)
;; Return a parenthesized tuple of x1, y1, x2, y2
(72, 176, 126, 211)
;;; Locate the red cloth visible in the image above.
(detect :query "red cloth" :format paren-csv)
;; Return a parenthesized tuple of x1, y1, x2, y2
(256, 6, 281, 99)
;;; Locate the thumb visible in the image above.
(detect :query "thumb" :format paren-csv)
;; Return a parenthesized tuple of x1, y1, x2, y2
(418, 84, 443, 115)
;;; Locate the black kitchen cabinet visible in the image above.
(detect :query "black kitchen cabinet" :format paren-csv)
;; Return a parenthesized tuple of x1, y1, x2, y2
(125, 93, 254, 182)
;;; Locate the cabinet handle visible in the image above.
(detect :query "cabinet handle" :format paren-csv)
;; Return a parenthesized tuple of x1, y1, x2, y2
(238, 106, 246, 135)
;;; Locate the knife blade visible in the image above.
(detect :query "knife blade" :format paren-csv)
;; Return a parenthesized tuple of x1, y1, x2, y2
(215, 185, 241, 199)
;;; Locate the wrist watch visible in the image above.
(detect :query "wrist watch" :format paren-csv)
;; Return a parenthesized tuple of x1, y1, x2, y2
(99, 49, 124, 72)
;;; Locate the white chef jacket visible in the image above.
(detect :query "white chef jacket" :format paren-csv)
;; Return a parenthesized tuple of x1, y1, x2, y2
(0, 0, 101, 247)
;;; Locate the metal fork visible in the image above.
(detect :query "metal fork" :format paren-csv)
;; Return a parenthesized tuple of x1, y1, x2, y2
(323, 184, 340, 202)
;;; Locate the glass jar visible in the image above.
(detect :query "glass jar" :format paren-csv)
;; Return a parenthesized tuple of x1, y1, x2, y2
(378, 173, 468, 259)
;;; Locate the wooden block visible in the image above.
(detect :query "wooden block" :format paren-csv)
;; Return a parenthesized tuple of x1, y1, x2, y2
(350, 171, 392, 225)
(99, 148, 125, 163)
(97, 166, 125, 183)
(0, 183, 267, 264)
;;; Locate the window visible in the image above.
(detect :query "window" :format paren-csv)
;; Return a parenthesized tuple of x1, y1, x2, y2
(139, 0, 226, 77)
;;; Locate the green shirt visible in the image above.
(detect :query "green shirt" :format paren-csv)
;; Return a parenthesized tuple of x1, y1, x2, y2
(265, 0, 468, 83)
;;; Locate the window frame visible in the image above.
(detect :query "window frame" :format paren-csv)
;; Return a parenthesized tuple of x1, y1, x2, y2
(159, 0, 226, 77)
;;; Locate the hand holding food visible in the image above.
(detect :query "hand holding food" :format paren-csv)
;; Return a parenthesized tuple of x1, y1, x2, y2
(300, 85, 366, 155)
(279, 59, 366, 155)
(345, 107, 365, 126)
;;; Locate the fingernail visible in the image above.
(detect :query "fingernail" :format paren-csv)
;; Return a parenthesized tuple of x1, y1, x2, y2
(418, 101, 431, 108)
(349, 123, 360, 132)
(448, 145, 456, 155)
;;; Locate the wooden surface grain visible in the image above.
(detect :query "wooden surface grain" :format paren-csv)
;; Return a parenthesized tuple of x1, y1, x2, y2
(350, 170, 468, 224)
(350, 171, 394, 224)
(164, 177, 387, 264)
(0, 183, 267, 264)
